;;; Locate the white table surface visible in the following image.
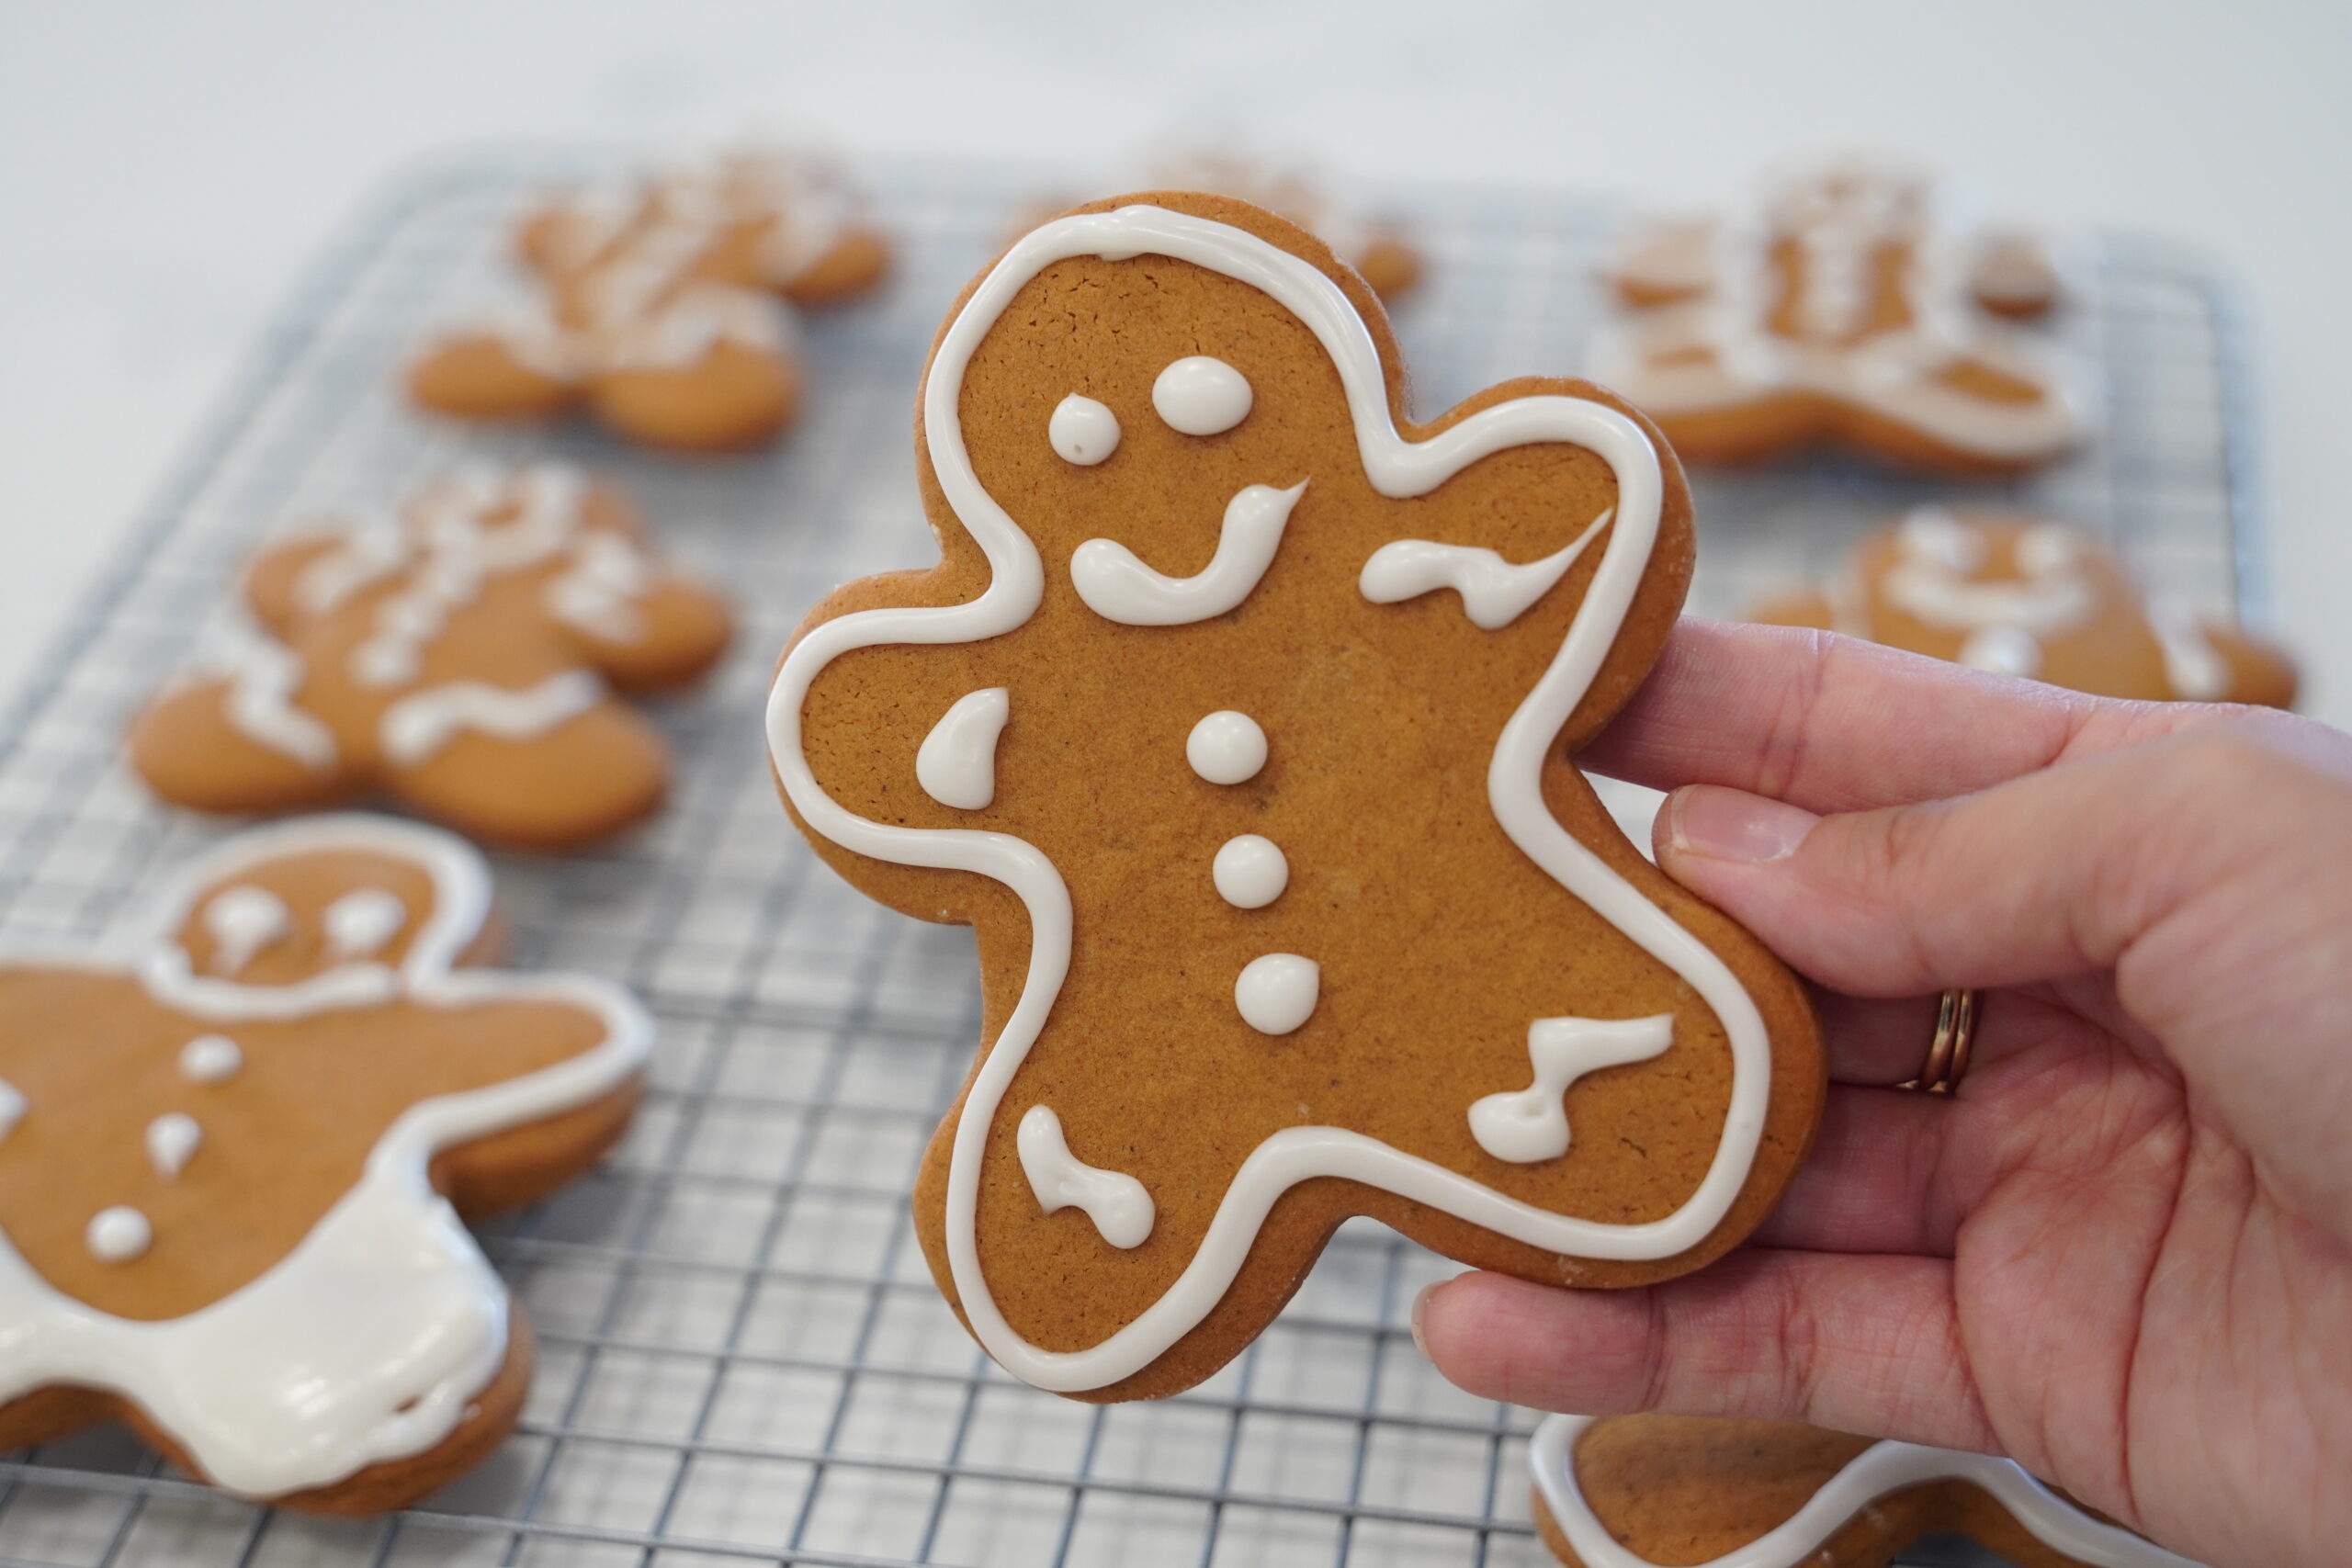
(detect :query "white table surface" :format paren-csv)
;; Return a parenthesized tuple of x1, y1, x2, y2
(4, 0, 2347, 728)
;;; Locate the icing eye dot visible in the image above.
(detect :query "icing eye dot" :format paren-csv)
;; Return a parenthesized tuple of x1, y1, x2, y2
(0, 1078, 23, 1145)
(1896, 507, 1983, 574)
(1235, 953, 1319, 1035)
(1152, 356, 1253, 436)
(202, 885, 289, 976)
(1049, 394, 1122, 466)
(1212, 835, 1289, 909)
(179, 1034, 244, 1084)
(1186, 711, 1267, 785)
(86, 1206, 153, 1264)
(324, 887, 408, 961)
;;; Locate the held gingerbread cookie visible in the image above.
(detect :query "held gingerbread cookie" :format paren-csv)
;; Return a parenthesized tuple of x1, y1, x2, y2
(130, 463, 731, 849)
(0, 816, 650, 1512)
(769, 192, 1822, 1400)
(1590, 155, 2083, 472)
(410, 147, 890, 450)
(1752, 507, 2297, 706)
(1529, 1414, 2203, 1568)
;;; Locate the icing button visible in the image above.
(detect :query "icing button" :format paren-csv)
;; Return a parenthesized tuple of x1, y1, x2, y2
(1236, 953, 1319, 1035)
(86, 1206, 153, 1264)
(179, 1034, 244, 1084)
(1212, 835, 1289, 908)
(1186, 710, 1267, 785)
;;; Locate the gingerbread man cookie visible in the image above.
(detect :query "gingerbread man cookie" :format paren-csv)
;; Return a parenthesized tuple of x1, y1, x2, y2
(410, 146, 890, 450)
(1530, 1414, 2203, 1568)
(1590, 156, 2082, 472)
(770, 192, 1822, 1400)
(0, 816, 649, 1512)
(130, 463, 731, 849)
(1752, 507, 2296, 706)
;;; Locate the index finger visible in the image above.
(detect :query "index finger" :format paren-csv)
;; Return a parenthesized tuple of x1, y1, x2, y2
(1581, 618, 2221, 813)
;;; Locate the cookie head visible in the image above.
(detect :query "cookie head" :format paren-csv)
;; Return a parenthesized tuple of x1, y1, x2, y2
(778, 193, 1821, 1400)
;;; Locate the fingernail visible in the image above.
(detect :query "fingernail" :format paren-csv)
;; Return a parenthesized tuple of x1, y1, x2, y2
(1409, 1281, 1438, 1359)
(1667, 785, 1818, 863)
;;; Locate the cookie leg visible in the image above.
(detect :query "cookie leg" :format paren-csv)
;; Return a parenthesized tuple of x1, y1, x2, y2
(408, 333, 576, 423)
(128, 680, 356, 816)
(590, 341, 803, 451)
(387, 701, 672, 851)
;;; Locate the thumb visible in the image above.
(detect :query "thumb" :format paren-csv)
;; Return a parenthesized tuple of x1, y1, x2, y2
(1652, 718, 2286, 998)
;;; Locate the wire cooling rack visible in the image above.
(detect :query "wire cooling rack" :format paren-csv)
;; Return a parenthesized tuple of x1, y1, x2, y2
(0, 150, 2257, 1568)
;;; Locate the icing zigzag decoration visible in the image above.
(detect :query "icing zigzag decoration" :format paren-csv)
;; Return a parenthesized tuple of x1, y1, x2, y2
(1589, 155, 2084, 472)
(0, 816, 649, 1510)
(769, 192, 1822, 1399)
(1530, 1414, 2205, 1568)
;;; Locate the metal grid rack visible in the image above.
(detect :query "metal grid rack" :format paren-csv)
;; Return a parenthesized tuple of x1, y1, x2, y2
(0, 151, 2257, 1568)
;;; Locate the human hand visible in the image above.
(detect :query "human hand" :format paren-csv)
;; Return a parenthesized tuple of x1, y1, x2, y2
(1414, 618, 2352, 1568)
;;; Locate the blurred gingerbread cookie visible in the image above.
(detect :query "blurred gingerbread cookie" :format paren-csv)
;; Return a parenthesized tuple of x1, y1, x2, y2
(0, 815, 649, 1512)
(130, 463, 731, 848)
(1530, 1414, 2202, 1567)
(410, 146, 890, 449)
(1753, 507, 2295, 706)
(1591, 155, 2083, 472)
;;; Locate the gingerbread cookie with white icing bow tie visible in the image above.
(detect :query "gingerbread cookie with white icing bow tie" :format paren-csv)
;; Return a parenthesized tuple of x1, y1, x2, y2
(410, 146, 890, 450)
(1751, 507, 2296, 706)
(771, 192, 1823, 1400)
(1529, 1414, 2206, 1568)
(130, 463, 731, 849)
(0, 816, 649, 1512)
(1591, 155, 2083, 472)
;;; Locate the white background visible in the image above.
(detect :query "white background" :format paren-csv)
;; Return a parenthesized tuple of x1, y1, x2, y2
(3, 0, 2347, 723)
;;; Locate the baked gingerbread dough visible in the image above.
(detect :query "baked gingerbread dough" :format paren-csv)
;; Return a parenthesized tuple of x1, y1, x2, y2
(1529, 1413, 2202, 1567)
(771, 191, 1822, 1400)
(410, 146, 890, 450)
(1591, 155, 2082, 473)
(130, 463, 731, 849)
(1751, 507, 2296, 706)
(0, 816, 648, 1512)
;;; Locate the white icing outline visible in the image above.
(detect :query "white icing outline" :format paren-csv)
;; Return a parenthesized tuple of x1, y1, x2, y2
(765, 205, 1770, 1393)
(0, 815, 650, 1495)
(1529, 1414, 2201, 1568)
(1071, 481, 1306, 626)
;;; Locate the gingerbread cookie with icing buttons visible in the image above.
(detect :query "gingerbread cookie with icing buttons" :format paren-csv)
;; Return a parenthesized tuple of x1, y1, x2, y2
(410, 146, 889, 450)
(130, 463, 731, 849)
(1752, 507, 2296, 706)
(770, 191, 1822, 1401)
(1529, 1414, 2204, 1568)
(1591, 155, 2083, 472)
(0, 816, 650, 1512)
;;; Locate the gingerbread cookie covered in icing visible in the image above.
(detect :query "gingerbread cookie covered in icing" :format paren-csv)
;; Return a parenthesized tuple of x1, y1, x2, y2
(410, 147, 889, 449)
(770, 192, 1821, 1400)
(0, 816, 649, 1512)
(1530, 1414, 2204, 1568)
(1753, 507, 2296, 706)
(130, 463, 731, 849)
(1591, 156, 2082, 472)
